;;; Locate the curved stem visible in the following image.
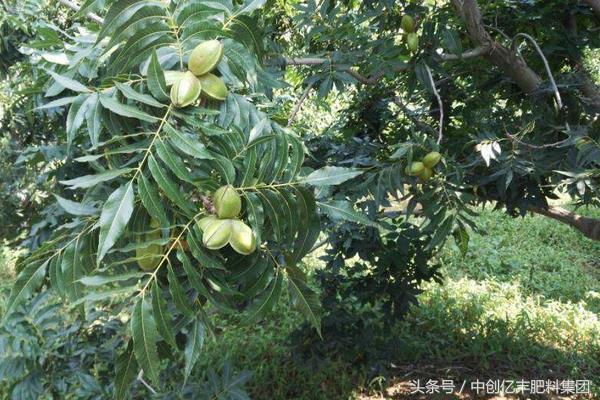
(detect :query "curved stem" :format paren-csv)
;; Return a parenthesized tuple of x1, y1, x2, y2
(511, 33, 563, 109)
(423, 63, 444, 144)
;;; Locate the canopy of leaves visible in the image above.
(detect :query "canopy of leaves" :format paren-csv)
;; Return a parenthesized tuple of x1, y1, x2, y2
(1, 0, 598, 397)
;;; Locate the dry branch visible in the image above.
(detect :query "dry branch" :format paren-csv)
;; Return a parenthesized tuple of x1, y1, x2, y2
(529, 206, 600, 241)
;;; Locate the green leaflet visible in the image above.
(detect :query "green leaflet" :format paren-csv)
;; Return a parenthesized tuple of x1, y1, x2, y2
(60, 168, 132, 189)
(137, 172, 169, 229)
(66, 94, 88, 152)
(114, 341, 138, 400)
(164, 122, 214, 159)
(244, 266, 283, 324)
(49, 256, 65, 298)
(167, 264, 195, 318)
(131, 296, 161, 385)
(78, 271, 147, 286)
(151, 281, 178, 349)
(46, 70, 91, 93)
(286, 265, 322, 337)
(147, 50, 169, 102)
(116, 82, 165, 108)
(300, 166, 363, 186)
(54, 195, 98, 216)
(155, 138, 195, 184)
(97, 182, 135, 264)
(184, 318, 205, 384)
(99, 93, 158, 122)
(85, 92, 102, 147)
(147, 154, 195, 216)
(61, 239, 84, 302)
(3, 260, 49, 321)
(291, 187, 320, 264)
(70, 286, 139, 307)
(35, 96, 77, 110)
(99, 0, 166, 41)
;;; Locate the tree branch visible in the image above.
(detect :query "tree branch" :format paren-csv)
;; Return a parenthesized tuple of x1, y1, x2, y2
(136, 370, 157, 395)
(287, 81, 315, 127)
(436, 45, 490, 61)
(278, 47, 489, 86)
(504, 131, 570, 150)
(528, 206, 600, 241)
(450, 0, 543, 94)
(58, 0, 104, 23)
(423, 63, 444, 144)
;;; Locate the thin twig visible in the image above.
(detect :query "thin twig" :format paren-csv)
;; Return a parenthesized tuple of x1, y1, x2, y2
(504, 131, 570, 149)
(484, 24, 512, 42)
(511, 33, 563, 109)
(436, 45, 490, 61)
(136, 370, 157, 395)
(278, 47, 487, 86)
(57, 0, 104, 23)
(287, 81, 315, 127)
(423, 63, 444, 144)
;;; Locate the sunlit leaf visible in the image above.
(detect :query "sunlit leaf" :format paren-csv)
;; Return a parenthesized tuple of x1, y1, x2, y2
(131, 296, 161, 385)
(97, 182, 135, 263)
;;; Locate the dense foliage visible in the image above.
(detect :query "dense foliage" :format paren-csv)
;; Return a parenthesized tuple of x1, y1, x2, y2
(0, 0, 598, 398)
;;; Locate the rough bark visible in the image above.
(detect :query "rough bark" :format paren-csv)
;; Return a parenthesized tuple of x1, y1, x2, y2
(528, 206, 600, 241)
(450, 0, 542, 93)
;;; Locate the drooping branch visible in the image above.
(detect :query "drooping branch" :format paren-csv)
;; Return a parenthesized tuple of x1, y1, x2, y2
(528, 206, 600, 241)
(450, 0, 543, 94)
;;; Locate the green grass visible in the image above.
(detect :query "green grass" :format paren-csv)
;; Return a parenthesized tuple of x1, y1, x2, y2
(198, 208, 600, 399)
(0, 240, 20, 283)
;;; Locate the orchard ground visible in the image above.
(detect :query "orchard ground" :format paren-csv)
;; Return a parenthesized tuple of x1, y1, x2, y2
(0, 205, 598, 399)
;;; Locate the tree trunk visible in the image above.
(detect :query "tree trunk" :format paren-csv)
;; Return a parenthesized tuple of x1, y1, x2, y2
(450, 0, 542, 94)
(563, 10, 600, 115)
(584, 0, 600, 18)
(528, 206, 600, 241)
